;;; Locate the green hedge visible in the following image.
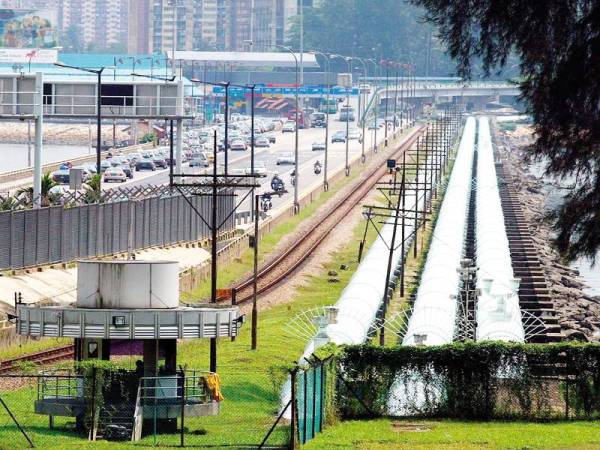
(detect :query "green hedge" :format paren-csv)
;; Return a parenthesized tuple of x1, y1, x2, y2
(336, 342, 600, 420)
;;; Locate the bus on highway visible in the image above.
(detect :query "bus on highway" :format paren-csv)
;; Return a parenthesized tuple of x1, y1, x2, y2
(319, 98, 338, 114)
(287, 109, 312, 128)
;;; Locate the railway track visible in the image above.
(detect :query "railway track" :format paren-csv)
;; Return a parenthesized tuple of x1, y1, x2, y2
(230, 127, 425, 305)
(0, 345, 74, 374)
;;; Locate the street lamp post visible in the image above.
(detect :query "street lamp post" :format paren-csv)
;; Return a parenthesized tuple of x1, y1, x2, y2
(55, 62, 104, 174)
(383, 59, 390, 147)
(276, 45, 300, 212)
(331, 54, 351, 176)
(393, 61, 399, 135)
(355, 57, 369, 163)
(366, 59, 379, 153)
(310, 51, 331, 190)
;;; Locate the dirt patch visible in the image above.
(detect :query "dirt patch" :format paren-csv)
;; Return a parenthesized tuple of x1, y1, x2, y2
(391, 421, 432, 432)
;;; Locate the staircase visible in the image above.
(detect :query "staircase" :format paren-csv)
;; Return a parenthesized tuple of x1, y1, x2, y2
(97, 403, 136, 441)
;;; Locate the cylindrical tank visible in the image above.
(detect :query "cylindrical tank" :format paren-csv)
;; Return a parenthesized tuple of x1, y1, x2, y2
(76, 260, 179, 309)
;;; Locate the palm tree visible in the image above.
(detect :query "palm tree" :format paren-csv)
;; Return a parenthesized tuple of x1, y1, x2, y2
(83, 173, 102, 204)
(16, 172, 57, 207)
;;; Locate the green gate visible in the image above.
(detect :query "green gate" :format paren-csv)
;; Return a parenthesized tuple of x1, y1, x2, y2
(296, 359, 329, 445)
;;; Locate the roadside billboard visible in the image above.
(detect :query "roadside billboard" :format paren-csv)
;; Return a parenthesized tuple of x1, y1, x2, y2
(0, 8, 58, 49)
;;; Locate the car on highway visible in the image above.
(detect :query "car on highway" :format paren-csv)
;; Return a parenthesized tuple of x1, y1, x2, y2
(230, 139, 247, 151)
(276, 153, 295, 165)
(347, 129, 362, 141)
(103, 167, 127, 183)
(100, 160, 112, 172)
(254, 136, 270, 147)
(282, 122, 296, 133)
(119, 165, 133, 179)
(51, 169, 70, 184)
(331, 131, 346, 143)
(338, 106, 355, 122)
(152, 157, 168, 169)
(135, 160, 156, 171)
(264, 132, 277, 143)
(312, 142, 326, 151)
(311, 112, 326, 128)
(189, 153, 209, 167)
(244, 162, 268, 176)
(59, 162, 72, 170)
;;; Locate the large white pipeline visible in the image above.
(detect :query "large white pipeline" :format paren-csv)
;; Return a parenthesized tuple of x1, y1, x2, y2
(475, 117, 524, 342)
(402, 117, 476, 345)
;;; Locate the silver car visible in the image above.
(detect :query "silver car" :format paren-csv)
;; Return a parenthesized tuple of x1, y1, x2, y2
(276, 153, 295, 165)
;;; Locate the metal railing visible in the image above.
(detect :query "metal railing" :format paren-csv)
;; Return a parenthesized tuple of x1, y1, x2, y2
(37, 370, 84, 401)
(140, 370, 215, 404)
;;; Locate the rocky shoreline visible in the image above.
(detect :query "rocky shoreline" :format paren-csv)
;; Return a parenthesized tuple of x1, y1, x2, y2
(0, 122, 130, 145)
(494, 124, 600, 342)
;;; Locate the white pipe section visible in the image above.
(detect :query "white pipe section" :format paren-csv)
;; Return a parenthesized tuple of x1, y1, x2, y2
(475, 117, 524, 342)
(402, 117, 476, 345)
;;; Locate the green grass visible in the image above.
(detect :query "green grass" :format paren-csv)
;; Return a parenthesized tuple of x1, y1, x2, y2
(0, 337, 70, 361)
(302, 418, 600, 449)
(0, 202, 379, 449)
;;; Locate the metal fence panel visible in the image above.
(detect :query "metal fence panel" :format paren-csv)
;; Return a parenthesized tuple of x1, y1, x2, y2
(48, 207, 62, 263)
(0, 191, 234, 270)
(35, 208, 50, 265)
(0, 211, 10, 268)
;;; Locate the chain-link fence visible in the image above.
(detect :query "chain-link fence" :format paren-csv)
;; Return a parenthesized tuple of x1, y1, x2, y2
(0, 191, 235, 270)
(0, 366, 293, 449)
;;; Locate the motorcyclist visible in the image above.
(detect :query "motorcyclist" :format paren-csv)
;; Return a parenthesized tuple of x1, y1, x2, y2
(290, 170, 296, 186)
(260, 193, 272, 211)
(271, 173, 284, 191)
(314, 160, 322, 174)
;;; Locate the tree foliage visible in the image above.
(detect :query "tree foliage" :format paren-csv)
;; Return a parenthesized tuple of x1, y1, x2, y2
(412, 0, 600, 262)
(286, 0, 456, 76)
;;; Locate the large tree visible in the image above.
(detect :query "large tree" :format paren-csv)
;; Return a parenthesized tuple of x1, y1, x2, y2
(413, 0, 600, 262)
(286, 0, 457, 76)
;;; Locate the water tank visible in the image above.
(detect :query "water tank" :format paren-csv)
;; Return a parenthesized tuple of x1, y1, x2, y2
(76, 260, 179, 309)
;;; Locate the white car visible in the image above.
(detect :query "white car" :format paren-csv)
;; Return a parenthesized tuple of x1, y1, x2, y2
(282, 122, 296, 133)
(103, 167, 127, 183)
(347, 129, 362, 141)
(276, 153, 295, 165)
(245, 162, 268, 177)
(230, 139, 247, 151)
(312, 142, 326, 151)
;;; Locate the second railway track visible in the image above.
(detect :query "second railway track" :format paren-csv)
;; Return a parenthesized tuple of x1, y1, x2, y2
(230, 127, 425, 305)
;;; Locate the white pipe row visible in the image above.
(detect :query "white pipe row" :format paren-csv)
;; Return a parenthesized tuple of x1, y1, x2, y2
(475, 117, 524, 342)
(402, 117, 476, 345)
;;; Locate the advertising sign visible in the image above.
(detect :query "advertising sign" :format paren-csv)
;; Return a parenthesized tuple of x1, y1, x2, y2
(211, 85, 359, 97)
(0, 48, 57, 63)
(0, 8, 58, 49)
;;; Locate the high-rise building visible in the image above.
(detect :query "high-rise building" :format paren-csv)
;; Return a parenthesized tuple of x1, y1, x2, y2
(250, 0, 297, 52)
(149, 0, 196, 54)
(61, 0, 128, 50)
(128, 0, 151, 54)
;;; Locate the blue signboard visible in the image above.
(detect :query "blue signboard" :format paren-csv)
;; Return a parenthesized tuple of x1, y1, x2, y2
(211, 85, 359, 96)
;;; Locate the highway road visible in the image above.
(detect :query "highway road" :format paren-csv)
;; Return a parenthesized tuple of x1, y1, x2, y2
(101, 111, 396, 214)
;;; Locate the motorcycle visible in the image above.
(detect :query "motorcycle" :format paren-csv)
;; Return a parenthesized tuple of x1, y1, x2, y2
(271, 176, 285, 192)
(314, 161, 322, 175)
(290, 170, 296, 187)
(260, 195, 272, 212)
